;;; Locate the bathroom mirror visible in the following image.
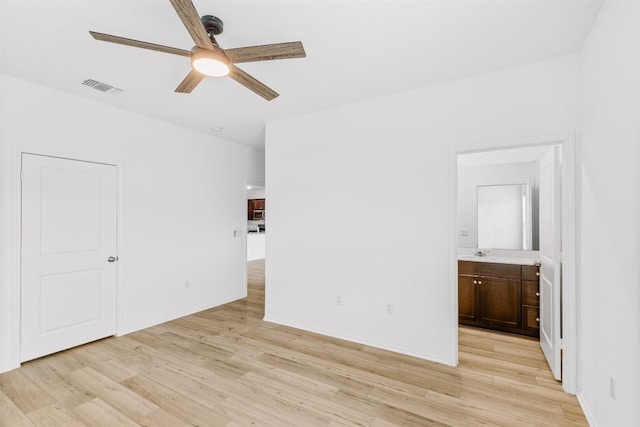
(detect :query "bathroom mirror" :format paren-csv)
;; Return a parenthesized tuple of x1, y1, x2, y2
(477, 183, 532, 250)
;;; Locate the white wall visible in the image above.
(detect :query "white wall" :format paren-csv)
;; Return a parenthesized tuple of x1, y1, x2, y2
(578, 0, 640, 425)
(247, 188, 266, 200)
(266, 54, 579, 362)
(247, 156, 265, 189)
(458, 161, 539, 249)
(0, 74, 264, 372)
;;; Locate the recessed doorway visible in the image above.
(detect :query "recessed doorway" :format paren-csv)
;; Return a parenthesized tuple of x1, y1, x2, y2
(245, 184, 266, 314)
(450, 134, 576, 394)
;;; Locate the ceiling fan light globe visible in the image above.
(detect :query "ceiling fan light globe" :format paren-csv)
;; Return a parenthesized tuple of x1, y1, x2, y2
(192, 57, 230, 77)
(191, 48, 231, 77)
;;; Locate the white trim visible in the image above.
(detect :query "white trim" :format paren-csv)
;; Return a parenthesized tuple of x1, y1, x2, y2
(448, 148, 459, 366)
(560, 136, 577, 394)
(577, 392, 597, 426)
(448, 132, 577, 394)
(8, 147, 22, 370)
(10, 146, 122, 369)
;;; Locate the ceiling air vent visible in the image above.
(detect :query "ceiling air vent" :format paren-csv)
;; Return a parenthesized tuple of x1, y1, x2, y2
(82, 79, 124, 95)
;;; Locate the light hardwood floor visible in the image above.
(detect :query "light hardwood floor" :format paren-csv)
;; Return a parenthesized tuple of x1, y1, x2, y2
(1, 259, 586, 426)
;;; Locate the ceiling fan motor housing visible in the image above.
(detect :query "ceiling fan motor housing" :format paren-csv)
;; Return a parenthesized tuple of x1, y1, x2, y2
(201, 15, 224, 37)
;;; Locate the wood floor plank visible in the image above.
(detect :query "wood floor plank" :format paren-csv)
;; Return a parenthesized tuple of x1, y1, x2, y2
(140, 408, 194, 427)
(0, 259, 587, 426)
(121, 374, 233, 426)
(70, 397, 138, 427)
(0, 369, 56, 414)
(66, 345, 139, 383)
(26, 404, 89, 427)
(220, 396, 316, 427)
(65, 367, 159, 423)
(0, 389, 36, 427)
(19, 359, 96, 408)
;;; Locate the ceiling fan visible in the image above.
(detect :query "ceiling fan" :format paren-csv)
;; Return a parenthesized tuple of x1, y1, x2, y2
(89, 0, 306, 100)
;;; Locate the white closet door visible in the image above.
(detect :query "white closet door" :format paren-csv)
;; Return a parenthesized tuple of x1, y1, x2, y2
(538, 146, 562, 380)
(21, 154, 117, 362)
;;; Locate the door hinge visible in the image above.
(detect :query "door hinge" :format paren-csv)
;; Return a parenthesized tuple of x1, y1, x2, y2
(559, 338, 564, 349)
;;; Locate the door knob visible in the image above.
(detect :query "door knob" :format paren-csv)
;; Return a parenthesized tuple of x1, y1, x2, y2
(108, 256, 118, 262)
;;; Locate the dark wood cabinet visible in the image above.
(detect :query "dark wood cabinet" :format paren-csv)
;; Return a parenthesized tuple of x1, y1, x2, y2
(458, 276, 476, 322)
(247, 198, 265, 220)
(458, 260, 539, 337)
(253, 199, 265, 210)
(478, 277, 521, 329)
(521, 265, 541, 335)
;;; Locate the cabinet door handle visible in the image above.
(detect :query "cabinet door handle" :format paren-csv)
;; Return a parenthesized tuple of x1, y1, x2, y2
(477, 281, 482, 285)
(536, 318, 540, 322)
(536, 292, 540, 297)
(536, 272, 540, 277)
(473, 280, 477, 284)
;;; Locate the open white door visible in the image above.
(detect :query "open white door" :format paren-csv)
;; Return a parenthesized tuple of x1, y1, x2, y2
(538, 146, 562, 380)
(21, 154, 117, 362)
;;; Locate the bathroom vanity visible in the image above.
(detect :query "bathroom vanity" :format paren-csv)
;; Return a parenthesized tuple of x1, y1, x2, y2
(458, 258, 540, 337)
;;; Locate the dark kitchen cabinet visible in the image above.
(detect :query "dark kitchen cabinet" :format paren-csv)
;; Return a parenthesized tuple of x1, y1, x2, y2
(247, 199, 265, 220)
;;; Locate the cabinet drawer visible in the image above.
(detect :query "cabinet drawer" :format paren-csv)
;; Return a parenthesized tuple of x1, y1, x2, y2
(522, 280, 540, 306)
(458, 261, 521, 279)
(522, 265, 540, 281)
(523, 305, 540, 332)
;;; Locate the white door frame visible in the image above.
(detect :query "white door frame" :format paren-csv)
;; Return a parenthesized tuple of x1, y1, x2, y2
(448, 133, 577, 394)
(7, 148, 122, 370)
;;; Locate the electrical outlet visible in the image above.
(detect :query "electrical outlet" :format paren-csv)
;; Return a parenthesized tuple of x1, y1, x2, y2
(336, 295, 343, 305)
(386, 303, 393, 314)
(610, 377, 616, 399)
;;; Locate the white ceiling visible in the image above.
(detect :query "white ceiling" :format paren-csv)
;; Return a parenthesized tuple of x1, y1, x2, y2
(0, 0, 601, 149)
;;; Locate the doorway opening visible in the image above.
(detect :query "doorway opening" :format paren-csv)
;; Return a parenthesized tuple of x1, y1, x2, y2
(450, 134, 576, 394)
(245, 183, 266, 316)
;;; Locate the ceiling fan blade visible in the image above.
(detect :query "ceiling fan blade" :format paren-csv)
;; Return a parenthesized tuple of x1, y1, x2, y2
(225, 41, 306, 64)
(169, 0, 214, 50)
(228, 66, 279, 101)
(89, 31, 191, 57)
(175, 69, 205, 93)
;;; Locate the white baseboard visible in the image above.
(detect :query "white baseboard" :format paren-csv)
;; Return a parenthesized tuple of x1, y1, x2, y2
(576, 391, 597, 427)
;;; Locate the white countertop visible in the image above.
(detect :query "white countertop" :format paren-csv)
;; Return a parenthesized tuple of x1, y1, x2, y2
(457, 254, 539, 266)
